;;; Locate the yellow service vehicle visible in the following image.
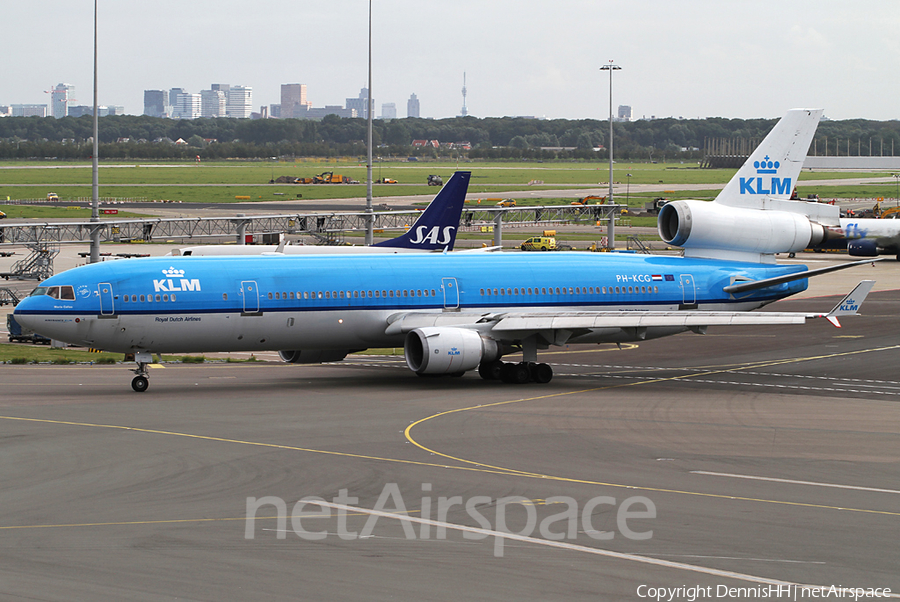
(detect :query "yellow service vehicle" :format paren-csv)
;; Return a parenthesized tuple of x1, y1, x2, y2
(520, 235, 557, 251)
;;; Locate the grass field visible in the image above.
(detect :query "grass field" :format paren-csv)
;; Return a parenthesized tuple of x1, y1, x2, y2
(0, 205, 152, 219)
(1, 160, 895, 215)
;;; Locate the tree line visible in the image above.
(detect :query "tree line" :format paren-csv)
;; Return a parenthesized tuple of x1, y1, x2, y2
(0, 114, 897, 161)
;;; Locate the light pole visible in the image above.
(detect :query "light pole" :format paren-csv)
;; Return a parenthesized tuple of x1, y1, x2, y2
(894, 173, 900, 208)
(626, 173, 632, 204)
(600, 60, 620, 250)
(89, 0, 100, 263)
(364, 0, 374, 245)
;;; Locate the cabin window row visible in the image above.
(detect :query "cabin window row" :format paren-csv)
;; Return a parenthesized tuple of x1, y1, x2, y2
(479, 285, 660, 296)
(122, 294, 177, 303)
(262, 289, 440, 301)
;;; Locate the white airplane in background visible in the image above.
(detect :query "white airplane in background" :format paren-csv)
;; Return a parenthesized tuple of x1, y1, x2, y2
(841, 217, 900, 260)
(15, 109, 880, 392)
(168, 171, 473, 256)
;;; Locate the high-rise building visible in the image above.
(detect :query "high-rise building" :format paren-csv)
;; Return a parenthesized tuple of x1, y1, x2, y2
(407, 93, 420, 118)
(227, 86, 252, 119)
(144, 90, 169, 117)
(12, 104, 48, 117)
(201, 89, 227, 118)
(169, 88, 186, 116)
(346, 87, 373, 119)
(617, 105, 633, 121)
(50, 83, 75, 118)
(173, 92, 201, 119)
(380, 103, 397, 120)
(68, 105, 124, 118)
(280, 84, 310, 119)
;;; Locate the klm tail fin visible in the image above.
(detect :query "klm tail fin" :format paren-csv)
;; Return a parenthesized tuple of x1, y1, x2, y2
(716, 108, 823, 208)
(373, 171, 471, 250)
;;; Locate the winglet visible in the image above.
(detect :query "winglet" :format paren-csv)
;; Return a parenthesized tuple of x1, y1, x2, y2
(820, 280, 876, 328)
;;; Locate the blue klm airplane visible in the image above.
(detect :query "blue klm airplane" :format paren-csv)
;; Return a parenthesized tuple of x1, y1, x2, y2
(14, 109, 878, 391)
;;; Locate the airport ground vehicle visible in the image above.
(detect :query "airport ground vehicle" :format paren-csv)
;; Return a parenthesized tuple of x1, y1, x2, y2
(644, 198, 669, 214)
(572, 195, 605, 206)
(496, 199, 516, 207)
(427, 175, 443, 186)
(378, 178, 398, 184)
(7, 314, 50, 344)
(46, 193, 59, 201)
(520, 234, 556, 251)
(312, 172, 347, 184)
(0, 210, 6, 219)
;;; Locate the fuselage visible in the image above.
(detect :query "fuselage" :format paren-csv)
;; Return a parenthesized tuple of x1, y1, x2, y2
(839, 218, 900, 239)
(14, 252, 808, 354)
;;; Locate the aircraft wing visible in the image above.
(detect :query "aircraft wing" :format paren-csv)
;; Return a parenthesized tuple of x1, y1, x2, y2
(385, 281, 875, 340)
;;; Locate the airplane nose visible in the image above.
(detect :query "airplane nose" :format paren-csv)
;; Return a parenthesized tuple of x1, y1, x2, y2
(12, 299, 39, 329)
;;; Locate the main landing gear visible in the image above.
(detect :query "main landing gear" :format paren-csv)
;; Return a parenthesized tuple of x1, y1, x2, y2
(478, 336, 553, 384)
(130, 351, 153, 392)
(478, 360, 553, 384)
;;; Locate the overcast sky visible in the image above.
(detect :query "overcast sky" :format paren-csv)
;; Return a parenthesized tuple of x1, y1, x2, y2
(3, 0, 898, 121)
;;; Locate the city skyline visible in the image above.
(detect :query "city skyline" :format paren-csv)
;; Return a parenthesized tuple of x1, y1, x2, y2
(2, 1, 898, 121)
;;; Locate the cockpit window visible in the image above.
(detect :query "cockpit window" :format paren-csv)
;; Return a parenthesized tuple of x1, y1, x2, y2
(28, 285, 75, 300)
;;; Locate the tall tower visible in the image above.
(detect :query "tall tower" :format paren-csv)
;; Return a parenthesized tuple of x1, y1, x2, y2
(50, 83, 75, 118)
(407, 93, 420, 118)
(459, 73, 468, 117)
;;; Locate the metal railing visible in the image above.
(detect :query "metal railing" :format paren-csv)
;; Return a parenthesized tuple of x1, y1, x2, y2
(0, 204, 623, 247)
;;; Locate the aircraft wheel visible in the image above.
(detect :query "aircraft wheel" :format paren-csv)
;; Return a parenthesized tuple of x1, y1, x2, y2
(502, 362, 530, 384)
(530, 363, 553, 384)
(513, 362, 531, 383)
(131, 375, 149, 392)
(479, 360, 503, 381)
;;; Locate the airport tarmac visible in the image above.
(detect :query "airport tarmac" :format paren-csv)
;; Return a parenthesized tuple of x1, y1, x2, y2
(0, 283, 898, 600)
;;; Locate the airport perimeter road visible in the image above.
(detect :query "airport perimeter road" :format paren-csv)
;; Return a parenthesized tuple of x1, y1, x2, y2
(0, 289, 898, 600)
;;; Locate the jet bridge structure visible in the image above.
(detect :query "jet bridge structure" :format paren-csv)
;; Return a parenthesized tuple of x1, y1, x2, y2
(0, 205, 623, 249)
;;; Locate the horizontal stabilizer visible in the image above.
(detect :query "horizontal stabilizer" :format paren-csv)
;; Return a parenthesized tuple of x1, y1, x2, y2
(723, 257, 886, 295)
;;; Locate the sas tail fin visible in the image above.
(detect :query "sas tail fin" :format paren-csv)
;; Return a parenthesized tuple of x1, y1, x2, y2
(374, 171, 471, 250)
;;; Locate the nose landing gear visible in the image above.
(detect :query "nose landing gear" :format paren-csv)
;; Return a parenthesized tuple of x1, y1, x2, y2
(130, 351, 153, 392)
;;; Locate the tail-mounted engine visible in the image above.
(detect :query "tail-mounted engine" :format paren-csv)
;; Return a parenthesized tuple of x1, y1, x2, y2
(658, 200, 829, 258)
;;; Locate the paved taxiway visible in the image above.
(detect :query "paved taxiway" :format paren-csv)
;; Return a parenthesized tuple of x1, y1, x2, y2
(1, 286, 898, 599)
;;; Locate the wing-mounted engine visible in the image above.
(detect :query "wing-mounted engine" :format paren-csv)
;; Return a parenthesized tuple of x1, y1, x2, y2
(658, 200, 830, 262)
(404, 327, 501, 375)
(278, 349, 351, 364)
(848, 236, 900, 259)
